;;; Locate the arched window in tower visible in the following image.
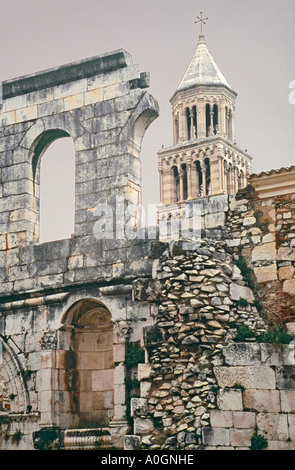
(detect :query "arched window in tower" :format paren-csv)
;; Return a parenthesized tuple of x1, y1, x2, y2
(186, 108, 191, 140)
(193, 106, 198, 138)
(206, 104, 211, 137)
(181, 164, 188, 200)
(39, 137, 75, 243)
(204, 158, 211, 195)
(172, 166, 180, 201)
(213, 104, 219, 135)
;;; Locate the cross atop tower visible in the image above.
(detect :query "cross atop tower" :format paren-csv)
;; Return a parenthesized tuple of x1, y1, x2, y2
(194, 11, 208, 34)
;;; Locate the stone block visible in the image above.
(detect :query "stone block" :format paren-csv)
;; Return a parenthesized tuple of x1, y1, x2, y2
(256, 413, 289, 440)
(202, 427, 230, 447)
(229, 283, 255, 303)
(130, 398, 148, 417)
(210, 410, 233, 428)
(214, 366, 276, 390)
(278, 247, 295, 261)
(92, 369, 114, 391)
(283, 280, 295, 295)
(233, 411, 256, 429)
(124, 435, 141, 451)
(133, 418, 154, 435)
(217, 389, 243, 411)
(276, 366, 295, 389)
(243, 390, 281, 412)
(279, 265, 295, 280)
(252, 242, 277, 262)
(254, 264, 277, 283)
(222, 343, 261, 366)
(281, 391, 295, 412)
(288, 414, 295, 441)
(229, 428, 253, 447)
(204, 212, 226, 229)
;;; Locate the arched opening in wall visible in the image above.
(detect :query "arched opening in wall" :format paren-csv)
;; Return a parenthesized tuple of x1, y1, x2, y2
(213, 104, 218, 135)
(172, 166, 180, 202)
(204, 158, 211, 195)
(32, 130, 75, 244)
(181, 164, 188, 201)
(206, 104, 211, 137)
(39, 138, 75, 243)
(59, 299, 114, 429)
(193, 106, 197, 138)
(195, 161, 203, 197)
(186, 107, 191, 140)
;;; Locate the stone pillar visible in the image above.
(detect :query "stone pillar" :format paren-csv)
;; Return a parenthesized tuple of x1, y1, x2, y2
(109, 320, 132, 448)
(191, 161, 198, 198)
(210, 158, 222, 195)
(179, 167, 184, 201)
(201, 164, 207, 197)
(189, 108, 194, 140)
(39, 330, 59, 428)
(209, 106, 214, 136)
(187, 159, 192, 199)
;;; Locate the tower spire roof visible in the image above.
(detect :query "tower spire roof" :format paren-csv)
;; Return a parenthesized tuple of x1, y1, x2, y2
(173, 33, 236, 98)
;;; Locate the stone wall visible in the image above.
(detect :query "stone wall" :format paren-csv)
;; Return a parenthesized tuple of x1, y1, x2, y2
(0, 49, 159, 450)
(226, 185, 295, 325)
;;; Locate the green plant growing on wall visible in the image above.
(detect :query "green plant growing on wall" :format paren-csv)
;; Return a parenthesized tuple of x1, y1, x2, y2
(252, 299, 263, 312)
(250, 432, 268, 450)
(235, 325, 256, 342)
(12, 429, 23, 445)
(235, 256, 254, 289)
(256, 326, 295, 347)
(237, 298, 249, 308)
(126, 342, 145, 368)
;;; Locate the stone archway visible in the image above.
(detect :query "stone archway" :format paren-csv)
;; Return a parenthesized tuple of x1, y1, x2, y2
(59, 299, 114, 428)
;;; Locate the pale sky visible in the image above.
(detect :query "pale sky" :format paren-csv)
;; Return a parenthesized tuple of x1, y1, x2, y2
(1, 0, 294, 241)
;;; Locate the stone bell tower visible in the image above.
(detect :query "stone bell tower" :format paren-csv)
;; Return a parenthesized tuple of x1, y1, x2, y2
(158, 23, 252, 210)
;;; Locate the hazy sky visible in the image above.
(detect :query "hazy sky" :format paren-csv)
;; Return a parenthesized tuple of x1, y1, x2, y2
(1, 0, 294, 240)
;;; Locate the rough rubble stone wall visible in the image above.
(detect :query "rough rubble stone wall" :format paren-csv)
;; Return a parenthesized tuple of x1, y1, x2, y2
(127, 186, 295, 451)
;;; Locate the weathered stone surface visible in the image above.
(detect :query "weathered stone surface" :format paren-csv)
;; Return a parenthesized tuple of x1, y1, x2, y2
(217, 389, 243, 411)
(276, 366, 295, 389)
(232, 411, 256, 429)
(229, 283, 255, 303)
(243, 390, 281, 412)
(222, 343, 261, 366)
(252, 242, 276, 262)
(254, 264, 277, 283)
(214, 366, 276, 390)
(134, 418, 154, 435)
(280, 391, 295, 412)
(278, 265, 295, 280)
(283, 280, 295, 295)
(202, 427, 230, 447)
(256, 413, 289, 441)
(229, 428, 253, 447)
(210, 410, 233, 428)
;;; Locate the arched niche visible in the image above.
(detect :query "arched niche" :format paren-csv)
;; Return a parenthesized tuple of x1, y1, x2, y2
(59, 299, 114, 428)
